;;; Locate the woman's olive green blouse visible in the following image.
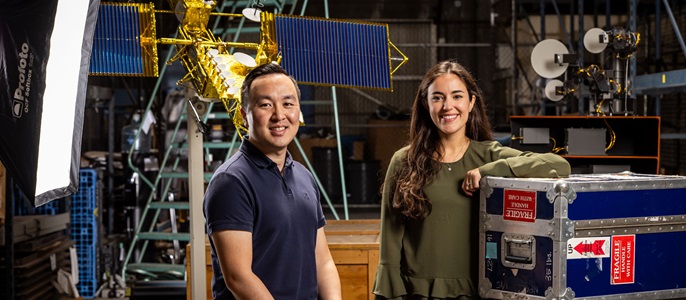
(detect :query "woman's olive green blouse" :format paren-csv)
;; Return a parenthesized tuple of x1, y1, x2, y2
(373, 140, 570, 300)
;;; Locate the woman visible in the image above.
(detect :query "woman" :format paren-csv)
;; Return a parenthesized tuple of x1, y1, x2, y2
(372, 60, 570, 300)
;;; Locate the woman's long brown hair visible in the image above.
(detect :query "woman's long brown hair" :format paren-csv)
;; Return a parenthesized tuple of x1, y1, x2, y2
(392, 60, 493, 219)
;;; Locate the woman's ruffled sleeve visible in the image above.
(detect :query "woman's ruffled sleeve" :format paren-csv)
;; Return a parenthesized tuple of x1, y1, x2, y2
(373, 264, 406, 299)
(372, 149, 408, 299)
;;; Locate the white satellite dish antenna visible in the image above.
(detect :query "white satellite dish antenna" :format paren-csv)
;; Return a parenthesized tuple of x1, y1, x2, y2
(242, 8, 261, 22)
(234, 52, 257, 68)
(544, 79, 564, 102)
(584, 28, 609, 54)
(227, 86, 240, 95)
(212, 55, 227, 65)
(206, 48, 219, 57)
(531, 39, 569, 79)
(220, 74, 236, 86)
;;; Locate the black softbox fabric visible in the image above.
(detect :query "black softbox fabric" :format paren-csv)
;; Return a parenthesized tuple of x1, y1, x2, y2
(0, 0, 99, 206)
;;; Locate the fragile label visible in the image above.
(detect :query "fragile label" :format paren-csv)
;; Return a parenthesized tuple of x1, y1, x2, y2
(503, 189, 537, 222)
(611, 235, 635, 285)
(566, 237, 611, 259)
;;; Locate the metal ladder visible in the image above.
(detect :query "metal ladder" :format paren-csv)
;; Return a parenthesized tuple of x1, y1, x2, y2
(123, 101, 238, 279)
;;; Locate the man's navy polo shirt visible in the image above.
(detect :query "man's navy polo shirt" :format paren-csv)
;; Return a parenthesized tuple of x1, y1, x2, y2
(204, 138, 326, 300)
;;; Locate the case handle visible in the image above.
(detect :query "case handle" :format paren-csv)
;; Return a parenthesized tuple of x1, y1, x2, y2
(503, 236, 533, 264)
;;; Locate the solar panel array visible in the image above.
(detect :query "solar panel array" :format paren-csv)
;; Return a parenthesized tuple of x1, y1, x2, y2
(274, 15, 392, 90)
(89, 3, 156, 76)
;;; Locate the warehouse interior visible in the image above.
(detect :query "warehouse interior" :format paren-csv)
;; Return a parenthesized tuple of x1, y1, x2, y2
(2, 0, 686, 299)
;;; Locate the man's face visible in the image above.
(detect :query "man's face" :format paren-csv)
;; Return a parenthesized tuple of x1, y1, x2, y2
(242, 73, 300, 156)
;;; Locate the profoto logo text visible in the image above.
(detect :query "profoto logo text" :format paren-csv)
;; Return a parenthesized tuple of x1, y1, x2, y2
(13, 42, 33, 118)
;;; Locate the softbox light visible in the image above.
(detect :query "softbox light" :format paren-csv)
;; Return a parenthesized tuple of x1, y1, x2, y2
(0, 0, 100, 206)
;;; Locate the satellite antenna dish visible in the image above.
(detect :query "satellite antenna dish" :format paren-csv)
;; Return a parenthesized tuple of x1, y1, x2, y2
(227, 86, 240, 95)
(242, 8, 261, 22)
(544, 79, 565, 102)
(531, 39, 569, 79)
(174, 0, 188, 23)
(213, 55, 227, 65)
(216, 63, 229, 73)
(584, 28, 609, 54)
(220, 74, 236, 86)
(206, 48, 219, 57)
(234, 52, 257, 67)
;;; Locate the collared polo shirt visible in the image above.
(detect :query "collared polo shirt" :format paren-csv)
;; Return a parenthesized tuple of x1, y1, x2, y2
(204, 138, 325, 300)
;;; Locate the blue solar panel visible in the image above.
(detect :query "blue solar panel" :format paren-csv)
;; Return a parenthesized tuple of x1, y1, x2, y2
(89, 4, 145, 76)
(274, 15, 392, 90)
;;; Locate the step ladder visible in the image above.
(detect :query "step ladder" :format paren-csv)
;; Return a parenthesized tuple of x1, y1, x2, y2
(122, 101, 239, 279)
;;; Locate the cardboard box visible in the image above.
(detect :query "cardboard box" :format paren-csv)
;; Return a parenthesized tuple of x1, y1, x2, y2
(366, 119, 409, 179)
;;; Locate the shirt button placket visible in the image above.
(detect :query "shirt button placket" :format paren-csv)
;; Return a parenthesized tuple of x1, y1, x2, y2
(282, 172, 294, 201)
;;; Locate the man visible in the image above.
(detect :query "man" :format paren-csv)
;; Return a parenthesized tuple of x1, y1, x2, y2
(203, 63, 341, 299)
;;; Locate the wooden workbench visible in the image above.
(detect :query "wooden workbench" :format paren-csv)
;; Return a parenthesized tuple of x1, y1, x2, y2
(186, 219, 380, 300)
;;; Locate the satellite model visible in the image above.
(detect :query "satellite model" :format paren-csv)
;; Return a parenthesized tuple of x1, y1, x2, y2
(88, 0, 408, 131)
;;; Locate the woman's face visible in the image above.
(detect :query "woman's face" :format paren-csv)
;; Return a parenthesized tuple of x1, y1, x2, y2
(426, 73, 475, 140)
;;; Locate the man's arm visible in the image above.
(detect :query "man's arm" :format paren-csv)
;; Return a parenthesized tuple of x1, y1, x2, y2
(314, 228, 342, 299)
(211, 230, 274, 300)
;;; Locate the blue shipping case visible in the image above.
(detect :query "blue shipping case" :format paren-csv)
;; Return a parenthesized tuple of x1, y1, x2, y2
(479, 172, 686, 300)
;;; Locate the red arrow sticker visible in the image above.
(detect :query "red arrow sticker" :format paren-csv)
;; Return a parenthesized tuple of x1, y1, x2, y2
(567, 237, 611, 259)
(574, 240, 606, 256)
